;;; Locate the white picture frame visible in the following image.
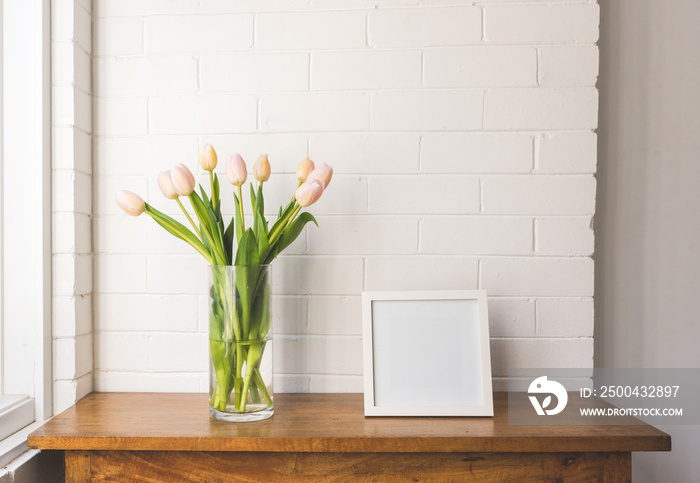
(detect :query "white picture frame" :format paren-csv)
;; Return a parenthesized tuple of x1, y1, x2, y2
(362, 290, 493, 417)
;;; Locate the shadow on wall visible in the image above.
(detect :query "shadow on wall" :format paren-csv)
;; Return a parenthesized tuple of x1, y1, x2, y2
(596, 0, 700, 481)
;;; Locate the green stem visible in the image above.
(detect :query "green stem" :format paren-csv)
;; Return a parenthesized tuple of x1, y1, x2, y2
(281, 205, 302, 235)
(253, 367, 273, 406)
(292, 180, 302, 203)
(249, 379, 261, 405)
(209, 269, 245, 413)
(176, 198, 199, 235)
(288, 205, 302, 224)
(209, 338, 233, 412)
(268, 202, 299, 244)
(209, 171, 217, 211)
(237, 185, 245, 231)
(234, 342, 245, 410)
(210, 267, 272, 414)
(239, 342, 262, 413)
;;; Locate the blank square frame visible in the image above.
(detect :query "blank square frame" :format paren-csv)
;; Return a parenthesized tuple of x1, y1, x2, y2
(362, 290, 493, 417)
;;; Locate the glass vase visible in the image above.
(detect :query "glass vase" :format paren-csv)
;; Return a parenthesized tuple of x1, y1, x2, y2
(208, 265, 273, 422)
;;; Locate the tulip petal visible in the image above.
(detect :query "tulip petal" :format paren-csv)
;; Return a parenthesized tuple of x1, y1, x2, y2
(307, 163, 333, 189)
(296, 158, 315, 183)
(157, 171, 179, 199)
(199, 144, 218, 171)
(295, 179, 324, 207)
(171, 164, 196, 196)
(253, 154, 271, 182)
(115, 190, 145, 216)
(226, 153, 247, 186)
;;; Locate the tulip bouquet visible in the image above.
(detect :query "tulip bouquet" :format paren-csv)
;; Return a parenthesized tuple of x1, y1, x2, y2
(116, 145, 332, 417)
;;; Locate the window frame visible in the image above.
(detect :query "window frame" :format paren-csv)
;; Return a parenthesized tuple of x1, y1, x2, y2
(0, 0, 52, 465)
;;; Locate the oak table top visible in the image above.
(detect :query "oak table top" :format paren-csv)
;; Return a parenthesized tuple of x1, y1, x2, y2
(28, 392, 671, 454)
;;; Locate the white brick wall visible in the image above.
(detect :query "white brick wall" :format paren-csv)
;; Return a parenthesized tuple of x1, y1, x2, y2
(92, 0, 598, 393)
(52, 0, 93, 413)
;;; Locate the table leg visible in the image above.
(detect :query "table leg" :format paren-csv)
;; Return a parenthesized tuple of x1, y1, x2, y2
(65, 450, 91, 482)
(604, 452, 632, 482)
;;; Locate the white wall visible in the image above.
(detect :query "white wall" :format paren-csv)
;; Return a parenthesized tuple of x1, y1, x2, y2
(92, 0, 599, 393)
(51, 0, 93, 414)
(596, 0, 700, 480)
(1, 1, 91, 480)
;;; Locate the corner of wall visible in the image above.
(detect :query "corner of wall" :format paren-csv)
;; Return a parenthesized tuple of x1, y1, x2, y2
(50, 0, 93, 415)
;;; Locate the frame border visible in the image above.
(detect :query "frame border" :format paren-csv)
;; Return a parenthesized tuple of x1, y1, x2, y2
(362, 290, 493, 417)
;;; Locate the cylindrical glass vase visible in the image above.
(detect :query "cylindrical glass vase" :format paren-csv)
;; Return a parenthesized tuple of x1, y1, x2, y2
(208, 265, 273, 422)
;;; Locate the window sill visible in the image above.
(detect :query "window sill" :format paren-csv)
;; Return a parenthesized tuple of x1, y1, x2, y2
(0, 395, 35, 441)
(0, 419, 47, 469)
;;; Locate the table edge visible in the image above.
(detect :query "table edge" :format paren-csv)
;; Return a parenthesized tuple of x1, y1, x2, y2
(26, 392, 673, 454)
(28, 434, 672, 453)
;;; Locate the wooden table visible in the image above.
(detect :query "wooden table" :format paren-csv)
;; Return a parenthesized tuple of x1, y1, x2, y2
(28, 392, 670, 482)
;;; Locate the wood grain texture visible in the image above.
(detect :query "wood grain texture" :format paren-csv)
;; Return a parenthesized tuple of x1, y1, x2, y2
(64, 451, 90, 482)
(88, 450, 630, 482)
(604, 452, 632, 482)
(28, 393, 671, 454)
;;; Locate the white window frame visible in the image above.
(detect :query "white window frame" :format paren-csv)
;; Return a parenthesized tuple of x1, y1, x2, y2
(0, 0, 52, 466)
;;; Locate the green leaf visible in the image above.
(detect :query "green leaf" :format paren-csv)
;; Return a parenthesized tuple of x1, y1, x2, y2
(213, 174, 220, 215)
(256, 184, 265, 219)
(250, 183, 257, 214)
(190, 191, 227, 264)
(199, 186, 210, 206)
(191, 191, 211, 228)
(281, 212, 317, 251)
(250, 184, 271, 261)
(208, 204, 228, 264)
(209, 284, 226, 339)
(248, 271, 271, 341)
(265, 212, 318, 264)
(200, 223, 212, 252)
(255, 209, 269, 258)
(144, 204, 213, 264)
(235, 228, 260, 266)
(256, 274, 271, 338)
(268, 199, 297, 244)
(224, 217, 234, 262)
(199, 185, 218, 222)
(217, 217, 228, 263)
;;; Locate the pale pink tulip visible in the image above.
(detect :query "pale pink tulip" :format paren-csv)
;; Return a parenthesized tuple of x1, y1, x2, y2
(157, 171, 179, 199)
(226, 153, 247, 186)
(307, 163, 333, 188)
(295, 180, 324, 208)
(253, 154, 271, 182)
(171, 163, 196, 196)
(115, 190, 145, 216)
(296, 158, 315, 183)
(198, 144, 218, 171)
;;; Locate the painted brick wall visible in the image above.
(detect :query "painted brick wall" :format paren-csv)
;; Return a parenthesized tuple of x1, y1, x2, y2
(92, 0, 599, 393)
(52, 0, 93, 413)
